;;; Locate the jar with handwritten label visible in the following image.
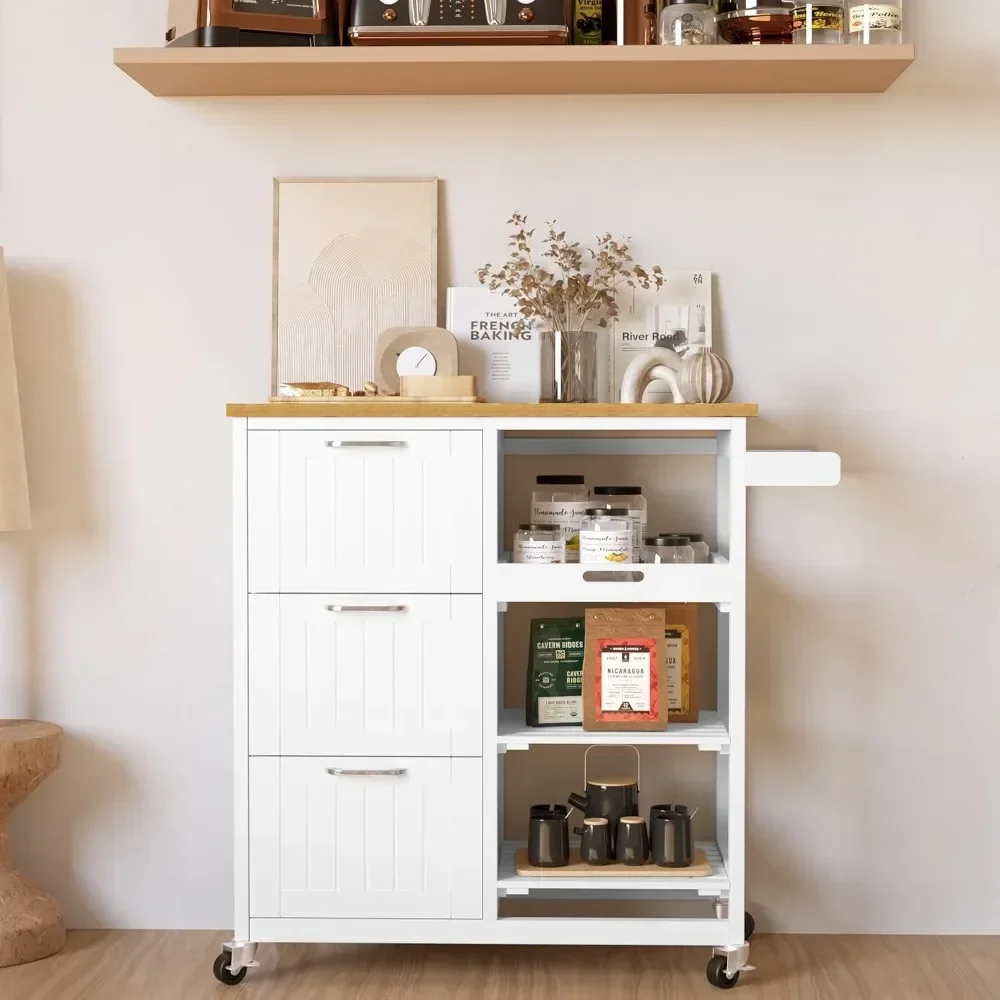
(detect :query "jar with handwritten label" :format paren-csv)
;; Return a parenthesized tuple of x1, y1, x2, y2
(514, 525, 566, 565)
(848, 1, 901, 43)
(580, 509, 632, 564)
(531, 475, 590, 564)
(593, 486, 647, 563)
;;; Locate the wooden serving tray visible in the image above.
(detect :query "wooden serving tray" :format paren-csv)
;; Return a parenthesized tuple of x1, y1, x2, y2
(514, 847, 712, 878)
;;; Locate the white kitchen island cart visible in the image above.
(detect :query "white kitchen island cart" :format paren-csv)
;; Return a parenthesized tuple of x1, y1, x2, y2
(222, 402, 840, 990)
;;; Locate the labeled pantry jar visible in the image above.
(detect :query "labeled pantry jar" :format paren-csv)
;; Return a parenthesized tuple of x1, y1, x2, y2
(659, 0, 717, 44)
(848, 1, 901, 44)
(580, 508, 632, 564)
(792, 1, 844, 43)
(717, 0, 794, 43)
(513, 524, 566, 565)
(593, 486, 647, 563)
(660, 532, 711, 563)
(531, 475, 590, 564)
(643, 536, 694, 564)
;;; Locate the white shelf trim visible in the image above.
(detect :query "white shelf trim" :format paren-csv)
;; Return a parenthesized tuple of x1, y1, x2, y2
(497, 710, 730, 752)
(497, 841, 729, 897)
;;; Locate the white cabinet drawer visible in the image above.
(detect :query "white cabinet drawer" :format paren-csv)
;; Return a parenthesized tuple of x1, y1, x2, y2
(250, 757, 482, 920)
(248, 430, 482, 594)
(249, 594, 482, 757)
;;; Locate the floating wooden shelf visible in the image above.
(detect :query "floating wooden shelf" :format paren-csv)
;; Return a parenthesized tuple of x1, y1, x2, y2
(114, 45, 914, 98)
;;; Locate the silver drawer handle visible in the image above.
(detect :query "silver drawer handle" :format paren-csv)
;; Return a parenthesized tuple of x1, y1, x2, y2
(326, 767, 408, 777)
(325, 604, 407, 613)
(326, 440, 407, 449)
(581, 570, 645, 583)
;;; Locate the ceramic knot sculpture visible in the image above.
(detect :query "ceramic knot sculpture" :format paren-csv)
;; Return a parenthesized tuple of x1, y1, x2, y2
(678, 347, 734, 404)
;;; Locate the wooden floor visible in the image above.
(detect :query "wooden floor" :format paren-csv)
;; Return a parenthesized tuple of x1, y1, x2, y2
(0, 931, 998, 999)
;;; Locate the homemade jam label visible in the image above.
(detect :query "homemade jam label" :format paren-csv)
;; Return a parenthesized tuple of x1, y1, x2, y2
(531, 501, 589, 563)
(849, 3, 901, 32)
(598, 639, 654, 713)
(793, 4, 845, 30)
(232, 0, 317, 16)
(579, 528, 631, 564)
(513, 537, 566, 564)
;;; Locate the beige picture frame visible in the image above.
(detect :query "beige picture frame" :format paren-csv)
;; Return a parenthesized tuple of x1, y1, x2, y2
(0, 249, 31, 531)
(271, 177, 439, 395)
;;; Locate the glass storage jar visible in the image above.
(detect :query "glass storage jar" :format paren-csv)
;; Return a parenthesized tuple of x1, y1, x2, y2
(717, 0, 794, 42)
(792, 1, 844, 43)
(659, 0, 717, 44)
(847, 1, 901, 44)
(659, 532, 711, 563)
(513, 524, 566, 564)
(593, 486, 647, 563)
(580, 508, 632, 564)
(531, 475, 590, 564)
(644, 536, 694, 564)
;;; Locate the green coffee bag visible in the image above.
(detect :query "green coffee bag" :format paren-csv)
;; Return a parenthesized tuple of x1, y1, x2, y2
(526, 618, 585, 727)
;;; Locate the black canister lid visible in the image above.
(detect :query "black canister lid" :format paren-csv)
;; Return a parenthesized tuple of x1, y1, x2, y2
(645, 535, 690, 546)
(586, 507, 631, 517)
(660, 532, 704, 543)
(518, 524, 560, 532)
(594, 486, 642, 496)
(536, 474, 586, 485)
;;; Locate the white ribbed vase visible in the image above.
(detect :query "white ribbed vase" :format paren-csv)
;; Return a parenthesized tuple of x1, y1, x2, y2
(678, 347, 734, 404)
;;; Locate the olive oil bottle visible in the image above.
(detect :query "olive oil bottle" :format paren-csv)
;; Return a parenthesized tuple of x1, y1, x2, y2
(573, 0, 617, 43)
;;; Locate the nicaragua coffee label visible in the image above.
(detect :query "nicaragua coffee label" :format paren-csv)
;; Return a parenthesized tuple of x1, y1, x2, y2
(848, 3, 901, 32)
(598, 639, 654, 713)
(793, 4, 845, 31)
(233, 0, 317, 17)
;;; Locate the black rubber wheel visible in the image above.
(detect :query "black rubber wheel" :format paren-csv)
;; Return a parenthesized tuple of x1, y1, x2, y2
(706, 955, 740, 990)
(745, 910, 756, 940)
(213, 952, 248, 986)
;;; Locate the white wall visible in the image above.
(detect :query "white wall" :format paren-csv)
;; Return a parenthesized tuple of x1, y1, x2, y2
(1, 0, 998, 933)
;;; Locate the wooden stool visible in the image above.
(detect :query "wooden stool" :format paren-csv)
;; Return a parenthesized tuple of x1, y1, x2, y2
(0, 721, 65, 967)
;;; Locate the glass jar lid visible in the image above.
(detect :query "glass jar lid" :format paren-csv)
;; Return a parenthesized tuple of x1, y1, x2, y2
(518, 523, 560, 532)
(586, 507, 630, 517)
(536, 474, 586, 485)
(718, 0, 793, 11)
(717, 5, 794, 20)
(659, 532, 703, 542)
(593, 486, 642, 495)
(647, 536, 691, 547)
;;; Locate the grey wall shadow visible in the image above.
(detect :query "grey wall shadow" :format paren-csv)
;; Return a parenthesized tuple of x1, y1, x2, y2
(5, 266, 135, 928)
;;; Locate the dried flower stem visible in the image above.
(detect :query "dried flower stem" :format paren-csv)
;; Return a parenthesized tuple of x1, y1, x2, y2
(477, 213, 665, 334)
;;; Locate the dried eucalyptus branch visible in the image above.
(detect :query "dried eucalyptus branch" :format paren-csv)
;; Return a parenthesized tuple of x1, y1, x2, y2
(477, 213, 664, 334)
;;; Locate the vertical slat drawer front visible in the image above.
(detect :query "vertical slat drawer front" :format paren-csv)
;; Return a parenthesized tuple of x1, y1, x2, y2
(274, 595, 482, 757)
(256, 430, 482, 594)
(274, 758, 483, 920)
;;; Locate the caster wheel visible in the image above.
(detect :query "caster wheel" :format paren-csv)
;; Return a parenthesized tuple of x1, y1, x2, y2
(214, 952, 248, 986)
(745, 910, 756, 940)
(706, 955, 740, 990)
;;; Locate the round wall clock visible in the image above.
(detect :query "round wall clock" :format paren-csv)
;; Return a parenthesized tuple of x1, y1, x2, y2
(375, 327, 459, 392)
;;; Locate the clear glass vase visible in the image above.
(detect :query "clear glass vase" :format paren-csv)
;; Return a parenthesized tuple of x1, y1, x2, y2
(541, 329, 599, 403)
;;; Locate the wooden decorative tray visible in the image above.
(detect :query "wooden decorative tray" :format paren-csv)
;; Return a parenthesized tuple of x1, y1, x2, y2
(514, 847, 712, 878)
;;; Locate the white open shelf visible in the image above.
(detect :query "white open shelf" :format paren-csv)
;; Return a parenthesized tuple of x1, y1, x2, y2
(497, 711, 730, 753)
(492, 559, 735, 605)
(498, 841, 729, 898)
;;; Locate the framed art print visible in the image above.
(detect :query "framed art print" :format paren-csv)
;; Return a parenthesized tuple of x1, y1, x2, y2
(272, 178, 439, 393)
